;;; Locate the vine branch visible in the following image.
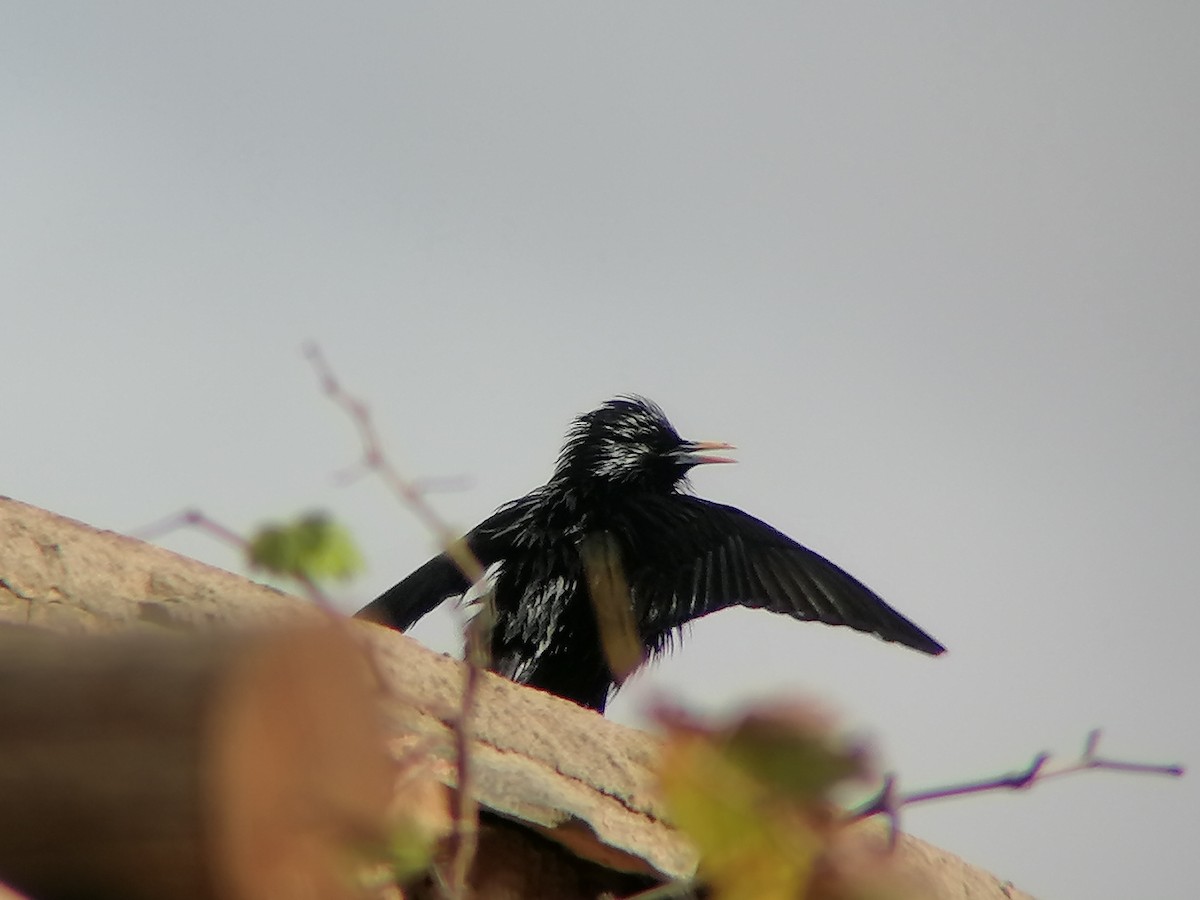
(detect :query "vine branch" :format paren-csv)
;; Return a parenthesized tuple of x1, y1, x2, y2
(852, 729, 1185, 846)
(304, 342, 486, 900)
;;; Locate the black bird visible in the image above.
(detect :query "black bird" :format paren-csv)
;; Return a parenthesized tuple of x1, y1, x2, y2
(359, 396, 944, 711)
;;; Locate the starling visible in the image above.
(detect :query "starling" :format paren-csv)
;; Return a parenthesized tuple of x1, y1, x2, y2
(359, 396, 944, 711)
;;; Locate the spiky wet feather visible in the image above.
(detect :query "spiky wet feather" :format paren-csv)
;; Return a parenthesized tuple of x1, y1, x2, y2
(359, 396, 944, 712)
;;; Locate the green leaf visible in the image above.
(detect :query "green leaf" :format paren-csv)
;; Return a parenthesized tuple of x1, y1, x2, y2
(387, 818, 438, 882)
(247, 513, 365, 582)
(655, 702, 876, 900)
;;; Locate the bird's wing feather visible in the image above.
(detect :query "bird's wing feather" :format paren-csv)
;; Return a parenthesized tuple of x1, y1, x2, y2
(623, 496, 945, 655)
(356, 498, 531, 631)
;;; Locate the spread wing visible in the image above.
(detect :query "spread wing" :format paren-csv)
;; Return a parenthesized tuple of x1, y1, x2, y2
(356, 496, 532, 631)
(621, 495, 945, 656)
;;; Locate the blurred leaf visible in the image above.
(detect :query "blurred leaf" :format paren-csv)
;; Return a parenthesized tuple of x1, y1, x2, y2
(387, 818, 437, 883)
(247, 513, 365, 582)
(579, 530, 645, 683)
(386, 753, 452, 884)
(723, 705, 869, 801)
(655, 702, 877, 900)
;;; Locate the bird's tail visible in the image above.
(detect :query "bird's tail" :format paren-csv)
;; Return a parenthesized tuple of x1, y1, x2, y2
(357, 553, 470, 631)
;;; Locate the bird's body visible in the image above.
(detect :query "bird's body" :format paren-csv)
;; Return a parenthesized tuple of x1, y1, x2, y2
(359, 396, 944, 711)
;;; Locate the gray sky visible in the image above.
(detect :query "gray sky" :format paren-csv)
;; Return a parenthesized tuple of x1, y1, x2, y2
(3, 4, 1196, 897)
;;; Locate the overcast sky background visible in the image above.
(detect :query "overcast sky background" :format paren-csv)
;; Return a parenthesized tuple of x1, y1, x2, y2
(3, 4, 1196, 898)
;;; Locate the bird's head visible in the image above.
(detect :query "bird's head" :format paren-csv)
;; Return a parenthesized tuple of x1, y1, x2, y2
(553, 396, 735, 492)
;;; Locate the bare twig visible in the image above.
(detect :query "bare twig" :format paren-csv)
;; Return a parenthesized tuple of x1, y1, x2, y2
(851, 729, 1185, 842)
(303, 343, 485, 587)
(304, 342, 486, 900)
(132, 508, 336, 610)
(869, 772, 899, 850)
(135, 508, 243, 548)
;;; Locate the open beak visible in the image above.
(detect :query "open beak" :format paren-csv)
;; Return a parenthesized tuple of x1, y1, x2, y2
(673, 440, 737, 467)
